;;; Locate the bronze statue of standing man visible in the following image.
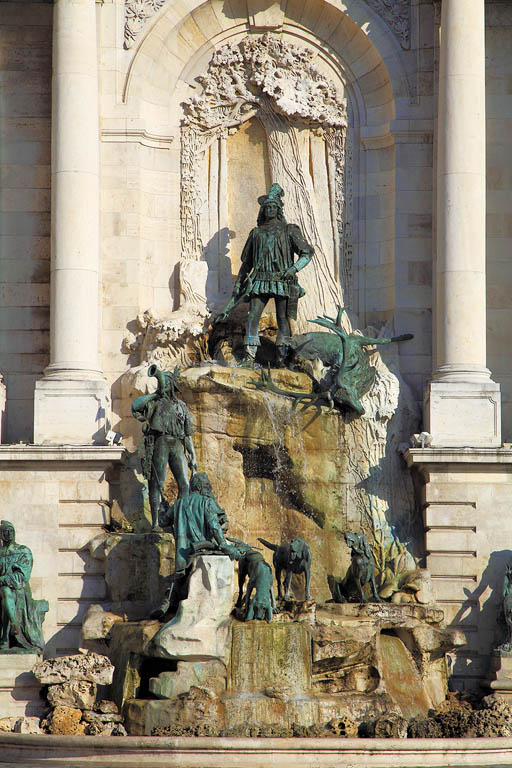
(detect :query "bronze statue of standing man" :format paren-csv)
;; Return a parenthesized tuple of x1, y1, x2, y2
(131, 365, 197, 532)
(220, 184, 314, 363)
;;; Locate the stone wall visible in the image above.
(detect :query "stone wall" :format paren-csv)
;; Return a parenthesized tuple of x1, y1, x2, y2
(407, 448, 512, 692)
(0, 2, 52, 443)
(0, 447, 123, 659)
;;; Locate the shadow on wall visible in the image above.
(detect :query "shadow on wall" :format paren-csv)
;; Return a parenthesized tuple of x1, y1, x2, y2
(450, 549, 512, 687)
(45, 505, 111, 659)
(204, 227, 234, 310)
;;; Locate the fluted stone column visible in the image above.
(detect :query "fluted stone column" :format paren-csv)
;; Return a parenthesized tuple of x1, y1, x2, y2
(426, 0, 501, 447)
(34, 0, 109, 444)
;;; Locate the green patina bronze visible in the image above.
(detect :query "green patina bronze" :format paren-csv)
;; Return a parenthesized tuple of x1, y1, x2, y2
(0, 520, 48, 653)
(216, 184, 314, 363)
(254, 307, 413, 415)
(131, 364, 197, 532)
(151, 472, 241, 620)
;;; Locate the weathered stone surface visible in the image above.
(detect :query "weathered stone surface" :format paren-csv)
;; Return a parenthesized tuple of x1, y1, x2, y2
(125, 688, 224, 737)
(312, 602, 454, 711)
(33, 652, 114, 686)
(0, 717, 18, 733)
(222, 690, 392, 730)
(408, 695, 512, 738)
(88, 532, 173, 616)
(94, 699, 119, 714)
(230, 622, 311, 693)
(109, 621, 161, 656)
(325, 716, 358, 737)
(46, 680, 97, 710)
(150, 556, 234, 662)
(13, 716, 42, 734)
(85, 721, 127, 736)
(43, 706, 85, 736)
(82, 710, 124, 724)
(374, 713, 408, 738)
(108, 621, 162, 709)
(80, 604, 125, 651)
(149, 660, 227, 700)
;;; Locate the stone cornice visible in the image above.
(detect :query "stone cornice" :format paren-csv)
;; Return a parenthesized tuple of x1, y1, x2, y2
(405, 447, 512, 469)
(0, 445, 126, 467)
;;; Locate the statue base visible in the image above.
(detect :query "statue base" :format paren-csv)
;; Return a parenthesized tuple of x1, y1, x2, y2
(0, 653, 43, 718)
(149, 555, 235, 662)
(485, 650, 512, 700)
(119, 601, 461, 735)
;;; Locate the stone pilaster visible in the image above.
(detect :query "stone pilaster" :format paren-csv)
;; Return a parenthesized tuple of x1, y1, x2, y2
(34, 0, 109, 444)
(426, 0, 501, 447)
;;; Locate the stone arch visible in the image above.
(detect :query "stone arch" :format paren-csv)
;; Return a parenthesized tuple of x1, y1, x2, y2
(123, 0, 410, 127)
(121, 0, 410, 321)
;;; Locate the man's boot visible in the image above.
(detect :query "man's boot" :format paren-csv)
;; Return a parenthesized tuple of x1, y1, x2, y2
(276, 335, 292, 367)
(239, 336, 259, 367)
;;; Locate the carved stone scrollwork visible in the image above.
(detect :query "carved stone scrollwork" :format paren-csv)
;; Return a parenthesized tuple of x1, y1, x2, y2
(124, 0, 165, 49)
(364, 0, 411, 50)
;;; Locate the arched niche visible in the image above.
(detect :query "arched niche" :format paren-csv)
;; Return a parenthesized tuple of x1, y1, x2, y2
(120, 0, 409, 323)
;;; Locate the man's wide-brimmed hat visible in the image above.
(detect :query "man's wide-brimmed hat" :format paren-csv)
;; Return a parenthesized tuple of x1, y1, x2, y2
(258, 183, 284, 209)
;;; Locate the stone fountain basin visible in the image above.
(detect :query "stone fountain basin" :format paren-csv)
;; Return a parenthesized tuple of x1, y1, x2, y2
(1, 733, 512, 767)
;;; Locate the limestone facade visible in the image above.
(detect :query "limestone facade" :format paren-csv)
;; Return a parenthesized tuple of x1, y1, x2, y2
(1, 0, 512, 702)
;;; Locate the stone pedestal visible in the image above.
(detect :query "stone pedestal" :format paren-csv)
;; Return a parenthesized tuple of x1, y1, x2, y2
(0, 654, 43, 718)
(487, 651, 512, 701)
(425, 380, 501, 448)
(34, 379, 110, 445)
(150, 555, 235, 662)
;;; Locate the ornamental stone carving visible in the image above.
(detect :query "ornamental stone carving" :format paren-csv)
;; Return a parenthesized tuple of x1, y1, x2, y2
(123, 0, 410, 52)
(124, 0, 165, 49)
(181, 34, 349, 330)
(365, 0, 410, 50)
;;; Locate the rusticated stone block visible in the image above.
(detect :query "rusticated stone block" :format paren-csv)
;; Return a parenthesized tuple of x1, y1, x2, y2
(230, 621, 311, 693)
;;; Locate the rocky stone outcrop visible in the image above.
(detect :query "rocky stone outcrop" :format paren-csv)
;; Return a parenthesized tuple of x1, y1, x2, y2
(34, 653, 125, 737)
(42, 706, 85, 736)
(408, 694, 512, 738)
(33, 652, 114, 686)
(46, 680, 97, 710)
(87, 532, 174, 620)
(119, 362, 420, 605)
(150, 555, 235, 662)
(149, 661, 227, 700)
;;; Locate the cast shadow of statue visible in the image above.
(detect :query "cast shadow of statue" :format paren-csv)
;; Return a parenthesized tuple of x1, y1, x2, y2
(449, 549, 512, 685)
(40, 508, 114, 660)
(204, 227, 235, 310)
